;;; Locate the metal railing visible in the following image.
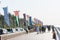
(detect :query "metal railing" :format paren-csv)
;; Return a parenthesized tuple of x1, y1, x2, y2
(54, 27, 60, 40)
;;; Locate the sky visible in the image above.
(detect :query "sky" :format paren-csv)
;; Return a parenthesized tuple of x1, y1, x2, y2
(0, 0, 60, 26)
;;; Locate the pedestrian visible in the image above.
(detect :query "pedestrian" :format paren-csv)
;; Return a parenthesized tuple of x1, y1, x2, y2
(47, 26, 50, 31)
(42, 27, 44, 32)
(53, 31, 56, 39)
(39, 26, 42, 33)
(36, 26, 39, 34)
(52, 26, 54, 32)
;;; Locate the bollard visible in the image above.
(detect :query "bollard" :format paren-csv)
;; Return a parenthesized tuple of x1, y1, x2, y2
(53, 32, 56, 39)
(0, 29, 3, 35)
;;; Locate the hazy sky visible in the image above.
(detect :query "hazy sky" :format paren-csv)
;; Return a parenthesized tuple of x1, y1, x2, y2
(0, 0, 60, 26)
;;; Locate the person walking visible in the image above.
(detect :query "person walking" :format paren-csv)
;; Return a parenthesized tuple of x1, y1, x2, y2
(39, 26, 42, 33)
(36, 26, 39, 34)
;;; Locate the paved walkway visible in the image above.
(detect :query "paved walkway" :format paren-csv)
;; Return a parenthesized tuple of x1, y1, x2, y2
(7, 29, 55, 40)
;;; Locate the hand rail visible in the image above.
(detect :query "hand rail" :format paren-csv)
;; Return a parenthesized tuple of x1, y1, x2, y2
(54, 27, 60, 40)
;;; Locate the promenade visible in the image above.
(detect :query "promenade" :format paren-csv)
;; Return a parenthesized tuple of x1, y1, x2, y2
(7, 29, 55, 40)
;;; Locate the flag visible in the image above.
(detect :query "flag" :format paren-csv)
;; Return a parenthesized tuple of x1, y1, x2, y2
(34, 18, 38, 23)
(23, 14, 26, 26)
(34, 18, 39, 26)
(34, 18, 37, 22)
(14, 11, 19, 16)
(29, 16, 33, 27)
(38, 20, 43, 26)
(14, 11, 19, 26)
(3, 7, 10, 26)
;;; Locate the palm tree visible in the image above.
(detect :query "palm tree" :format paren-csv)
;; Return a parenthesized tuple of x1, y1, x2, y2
(0, 15, 4, 28)
(9, 13, 15, 28)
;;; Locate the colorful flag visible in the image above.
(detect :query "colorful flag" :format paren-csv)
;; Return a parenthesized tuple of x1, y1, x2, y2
(29, 17, 32, 26)
(38, 20, 43, 26)
(29, 16, 32, 27)
(14, 11, 19, 16)
(14, 11, 19, 26)
(23, 14, 26, 26)
(3, 7, 10, 26)
(34, 18, 38, 23)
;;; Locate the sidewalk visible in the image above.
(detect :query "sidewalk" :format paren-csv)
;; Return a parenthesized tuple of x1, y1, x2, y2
(7, 28, 55, 40)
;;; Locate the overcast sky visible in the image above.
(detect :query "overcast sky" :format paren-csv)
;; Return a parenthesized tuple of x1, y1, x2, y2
(0, 0, 60, 26)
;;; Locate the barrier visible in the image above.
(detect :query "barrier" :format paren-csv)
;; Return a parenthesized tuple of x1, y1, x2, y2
(54, 27, 60, 40)
(0, 31, 26, 40)
(0, 28, 35, 40)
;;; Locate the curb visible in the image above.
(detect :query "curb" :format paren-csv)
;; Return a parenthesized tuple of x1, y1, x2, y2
(0, 31, 26, 40)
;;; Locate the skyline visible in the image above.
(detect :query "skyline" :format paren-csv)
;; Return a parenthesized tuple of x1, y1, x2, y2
(0, 0, 60, 26)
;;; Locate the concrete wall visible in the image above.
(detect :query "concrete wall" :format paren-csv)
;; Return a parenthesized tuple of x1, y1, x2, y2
(0, 31, 26, 40)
